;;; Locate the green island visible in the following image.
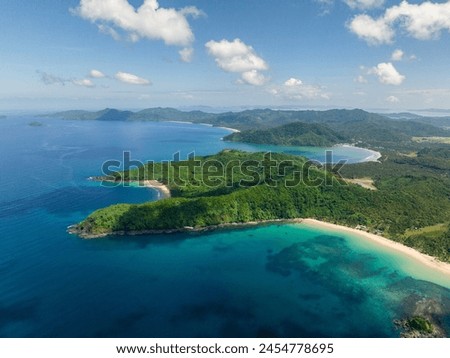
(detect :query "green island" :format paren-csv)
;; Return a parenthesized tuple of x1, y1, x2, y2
(68, 108, 450, 263)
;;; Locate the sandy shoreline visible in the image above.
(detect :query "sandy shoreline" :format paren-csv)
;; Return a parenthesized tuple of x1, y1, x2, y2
(337, 144, 382, 162)
(300, 219, 450, 278)
(164, 120, 240, 133)
(89, 177, 171, 199)
(218, 126, 241, 133)
(141, 180, 171, 199)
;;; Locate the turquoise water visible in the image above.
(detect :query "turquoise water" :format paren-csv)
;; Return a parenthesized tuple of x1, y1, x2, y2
(0, 117, 448, 337)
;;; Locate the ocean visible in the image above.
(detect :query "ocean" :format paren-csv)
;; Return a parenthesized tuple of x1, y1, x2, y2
(0, 116, 448, 337)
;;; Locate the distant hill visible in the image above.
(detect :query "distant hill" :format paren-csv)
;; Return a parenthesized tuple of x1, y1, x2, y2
(45, 107, 384, 129)
(45, 107, 450, 149)
(46, 107, 213, 123)
(225, 122, 348, 146)
(381, 112, 450, 129)
(327, 117, 447, 146)
(382, 112, 425, 120)
(45, 108, 134, 121)
(224, 111, 448, 149)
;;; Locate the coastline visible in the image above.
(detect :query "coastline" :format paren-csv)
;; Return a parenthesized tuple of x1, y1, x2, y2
(164, 120, 241, 133)
(71, 216, 450, 281)
(300, 219, 450, 279)
(336, 144, 382, 162)
(141, 180, 171, 199)
(69, 218, 304, 239)
(89, 177, 171, 199)
(218, 126, 241, 133)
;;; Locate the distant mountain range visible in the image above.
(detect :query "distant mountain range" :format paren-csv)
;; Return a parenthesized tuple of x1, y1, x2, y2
(380, 112, 450, 128)
(45, 107, 450, 149)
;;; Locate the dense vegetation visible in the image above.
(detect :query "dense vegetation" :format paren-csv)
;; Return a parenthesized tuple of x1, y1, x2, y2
(340, 148, 450, 260)
(220, 110, 449, 150)
(225, 122, 347, 146)
(47, 107, 450, 137)
(75, 148, 450, 262)
(406, 317, 434, 334)
(47, 108, 450, 155)
(60, 107, 450, 261)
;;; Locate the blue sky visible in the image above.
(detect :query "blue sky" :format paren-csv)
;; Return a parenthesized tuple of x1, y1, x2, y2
(0, 0, 450, 112)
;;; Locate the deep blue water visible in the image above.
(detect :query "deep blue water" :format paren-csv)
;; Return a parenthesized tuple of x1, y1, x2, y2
(0, 117, 448, 337)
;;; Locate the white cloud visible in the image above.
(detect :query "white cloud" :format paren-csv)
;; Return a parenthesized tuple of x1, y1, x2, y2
(179, 47, 194, 63)
(347, 14, 394, 45)
(72, 78, 95, 88)
(391, 49, 404, 61)
(240, 70, 268, 86)
(386, 95, 400, 103)
(284, 78, 303, 87)
(369, 62, 405, 85)
(89, 69, 106, 78)
(205, 38, 269, 86)
(115, 71, 151, 85)
(271, 78, 330, 100)
(205, 39, 268, 73)
(74, 0, 203, 61)
(349, 1, 450, 45)
(385, 1, 450, 40)
(344, 0, 385, 10)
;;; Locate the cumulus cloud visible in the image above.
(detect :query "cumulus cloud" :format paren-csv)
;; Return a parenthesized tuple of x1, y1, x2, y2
(239, 70, 268, 86)
(89, 69, 106, 78)
(284, 78, 303, 87)
(115, 71, 151, 85)
(73, 0, 203, 61)
(386, 95, 400, 103)
(73, 78, 95, 87)
(347, 14, 394, 45)
(205, 38, 269, 86)
(391, 49, 404, 61)
(349, 1, 450, 45)
(271, 77, 330, 100)
(369, 62, 405, 85)
(205, 39, 268, 73)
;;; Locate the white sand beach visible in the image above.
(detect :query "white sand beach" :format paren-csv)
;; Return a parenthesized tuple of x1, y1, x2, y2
(141, 180, 171, 199)
(301, 219, 450, 278)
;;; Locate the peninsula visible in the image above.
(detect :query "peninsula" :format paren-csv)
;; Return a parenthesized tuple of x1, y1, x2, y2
(71, 146, 450, 263)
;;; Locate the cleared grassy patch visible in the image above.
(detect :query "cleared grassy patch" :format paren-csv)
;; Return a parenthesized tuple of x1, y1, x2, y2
(412, 136, 450, 144)
(343, 177, 377, 191)
(404, 223, 448, 238)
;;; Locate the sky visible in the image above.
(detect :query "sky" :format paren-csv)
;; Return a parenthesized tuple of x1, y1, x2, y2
(0, 0, 450, 112)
